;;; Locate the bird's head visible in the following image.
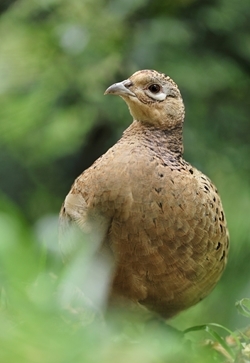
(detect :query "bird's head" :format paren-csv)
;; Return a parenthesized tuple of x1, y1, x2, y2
(105, 69, 185, 130)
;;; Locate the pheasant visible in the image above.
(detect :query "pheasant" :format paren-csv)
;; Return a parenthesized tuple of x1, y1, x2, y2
(60, 70, 229, 319)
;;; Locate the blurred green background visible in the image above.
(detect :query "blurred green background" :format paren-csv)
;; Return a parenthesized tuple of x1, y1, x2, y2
(0, 0, 250, 361)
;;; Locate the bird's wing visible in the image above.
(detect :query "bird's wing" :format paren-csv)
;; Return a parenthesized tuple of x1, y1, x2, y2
(59, 170, 113, 259)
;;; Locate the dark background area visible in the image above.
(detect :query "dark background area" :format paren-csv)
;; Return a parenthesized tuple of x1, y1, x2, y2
(0, 0, 250, 333)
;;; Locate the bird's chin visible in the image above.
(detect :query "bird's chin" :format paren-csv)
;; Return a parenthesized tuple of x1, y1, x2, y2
(125, 102, 149, 123)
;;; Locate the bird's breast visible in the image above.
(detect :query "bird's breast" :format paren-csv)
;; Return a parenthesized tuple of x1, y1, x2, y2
(97, 148, 228, 309)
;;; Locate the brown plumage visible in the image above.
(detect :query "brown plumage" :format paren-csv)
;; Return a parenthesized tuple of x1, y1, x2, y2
(59, 69, 229, 319)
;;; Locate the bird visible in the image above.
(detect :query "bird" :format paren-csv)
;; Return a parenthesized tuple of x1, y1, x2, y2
(59, 69, 229, 319)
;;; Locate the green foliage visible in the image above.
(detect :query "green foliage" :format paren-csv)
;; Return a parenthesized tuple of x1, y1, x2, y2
(236, 299, 250, 318)
(0, 211, 249, 363)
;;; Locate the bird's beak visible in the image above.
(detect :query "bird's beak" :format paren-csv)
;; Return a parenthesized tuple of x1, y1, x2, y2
(104, 80, 135, 97)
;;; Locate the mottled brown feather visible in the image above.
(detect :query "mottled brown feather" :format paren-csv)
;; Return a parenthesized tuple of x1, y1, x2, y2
(59, 70, 229, 318)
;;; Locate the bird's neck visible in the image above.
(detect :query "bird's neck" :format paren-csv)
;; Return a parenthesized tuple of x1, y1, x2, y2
(123, 120, 184, 157)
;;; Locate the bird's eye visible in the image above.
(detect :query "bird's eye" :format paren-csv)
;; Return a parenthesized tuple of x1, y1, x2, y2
(148, 84, 160, 93)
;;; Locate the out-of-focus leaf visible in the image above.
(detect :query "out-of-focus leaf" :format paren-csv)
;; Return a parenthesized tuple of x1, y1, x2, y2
(236, 299, 250, 318)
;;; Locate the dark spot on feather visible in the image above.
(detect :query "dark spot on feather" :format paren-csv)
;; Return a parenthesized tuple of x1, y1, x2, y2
(216, 242, 221, 250)
(221, 211, 224, 221)
(178, 204, 184, 211)
(220, 250, 226, 261)
(155, 187, 162, 193)
(158, 202, 163, 210)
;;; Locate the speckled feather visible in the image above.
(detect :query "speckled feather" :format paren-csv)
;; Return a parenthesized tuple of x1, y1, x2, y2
(60, 70, 229, 318)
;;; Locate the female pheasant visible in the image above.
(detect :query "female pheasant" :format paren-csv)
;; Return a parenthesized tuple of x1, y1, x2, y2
(60, 70, 229, 318)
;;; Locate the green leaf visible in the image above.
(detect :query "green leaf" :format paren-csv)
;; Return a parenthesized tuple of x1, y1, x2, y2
(183, 323, 242, 360)
(236, 298, 250, 318)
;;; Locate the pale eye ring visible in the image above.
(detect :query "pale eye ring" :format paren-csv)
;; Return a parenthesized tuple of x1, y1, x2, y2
(148, 84, 160, 93)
